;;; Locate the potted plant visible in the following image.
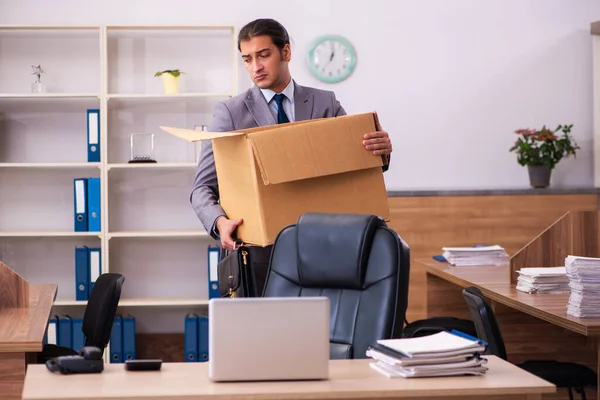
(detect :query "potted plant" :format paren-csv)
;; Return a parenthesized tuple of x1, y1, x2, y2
(154, 69, 184, 94)
(509, 124, 579, 188)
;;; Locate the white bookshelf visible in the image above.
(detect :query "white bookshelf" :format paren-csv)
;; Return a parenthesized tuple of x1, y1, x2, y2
(0, 25, 236, 336)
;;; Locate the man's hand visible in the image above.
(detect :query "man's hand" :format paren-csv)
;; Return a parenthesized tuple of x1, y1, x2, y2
(363, 130, 392, 156)
(363, 113, 392, 156)
(216, 216, 243, 251)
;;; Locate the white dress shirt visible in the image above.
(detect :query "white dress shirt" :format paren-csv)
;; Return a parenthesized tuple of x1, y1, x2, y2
(259, 78, 295, 122)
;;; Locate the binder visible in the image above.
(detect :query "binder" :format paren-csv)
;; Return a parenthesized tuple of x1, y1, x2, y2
(207, 245, 220, 299)
(88, 248, 101, 294)
(86, 177, 101, 232)
(122, 315, 136, 361)
(184, 314, 199, 362)
(71, 318, 85, 352)
(75, 246, 89, 301)
(110, 316, 123, 363)
(57, 315, 73, 349)
(45, 316, 58, 345)
(87, 109, 100, 162)
(198, 316, 209, 362)
(73, 178, 88, 232)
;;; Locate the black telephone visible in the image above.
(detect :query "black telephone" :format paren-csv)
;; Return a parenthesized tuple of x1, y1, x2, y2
(46, 346, 104, 375)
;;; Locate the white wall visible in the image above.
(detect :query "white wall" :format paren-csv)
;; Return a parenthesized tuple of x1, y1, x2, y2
(2, 0, 599, 190)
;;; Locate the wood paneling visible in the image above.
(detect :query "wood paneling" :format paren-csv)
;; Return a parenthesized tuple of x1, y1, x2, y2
(386, 194, 598, 322)
(0, 283, 57, 352)
(0, 261, 29, 309)
(510, 211, 600, 283)
(136, 333, 185, 362)
(0, 352, 25, 400)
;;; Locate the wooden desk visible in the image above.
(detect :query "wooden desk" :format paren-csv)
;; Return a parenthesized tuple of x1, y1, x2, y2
(419, 258, 600, 400)
(21, 356, 554, 400)
(0, 283, 57, 400)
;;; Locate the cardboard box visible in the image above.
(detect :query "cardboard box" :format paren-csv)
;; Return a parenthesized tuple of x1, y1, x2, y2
(161, 112, 390, 246)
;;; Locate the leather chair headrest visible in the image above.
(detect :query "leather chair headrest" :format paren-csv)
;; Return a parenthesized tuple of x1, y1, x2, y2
(296, 213, 387, 289)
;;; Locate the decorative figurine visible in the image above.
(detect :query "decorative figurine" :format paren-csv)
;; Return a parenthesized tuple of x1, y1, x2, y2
(128, 133, 157, 163)
(31, 65, 46, 93)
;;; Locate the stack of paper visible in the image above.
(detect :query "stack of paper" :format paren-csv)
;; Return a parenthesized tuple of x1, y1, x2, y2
(442, 245, 509, 267)
(515, 267, 569, 294)
(565, 255, 600, 318)
(366, 331, 488, 378)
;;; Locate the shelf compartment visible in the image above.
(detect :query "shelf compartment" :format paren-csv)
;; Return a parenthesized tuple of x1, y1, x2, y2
(0, 235, 101, 300)
(107, 163, 196, 170)
(106, 95, 222, 164)
(0, 167, 101, 231)
(54, 298, 209, 307)
(0, 97, 101, 163)
(0, 231, 101, 238)
(108, 230, 209, 239)
(106, 26, 235, 95)
(0, 162, 101, 169)
(107, 168, 203, 232)
(0, 28, 101, 93)
(108, 237, 210, 301)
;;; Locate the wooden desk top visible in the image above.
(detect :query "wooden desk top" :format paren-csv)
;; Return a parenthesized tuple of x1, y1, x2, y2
(22, 356, 554, 400)
(0, 283, 56, 352)
(417, 258, 600, 336)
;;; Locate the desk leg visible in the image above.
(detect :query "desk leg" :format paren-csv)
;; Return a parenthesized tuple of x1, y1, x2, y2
(0, 352, 26, 400)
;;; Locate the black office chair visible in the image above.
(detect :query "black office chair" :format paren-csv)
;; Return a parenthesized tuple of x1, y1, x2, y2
(462, 286, 597, 400)
(37, 273, 125, 363)
(262, 212, 410, 360)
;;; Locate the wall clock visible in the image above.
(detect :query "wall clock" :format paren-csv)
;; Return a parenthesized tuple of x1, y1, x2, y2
(306, 34, 357, 84)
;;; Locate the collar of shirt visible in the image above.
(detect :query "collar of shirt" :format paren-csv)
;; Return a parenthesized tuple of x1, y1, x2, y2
(259, 78, 295, 106)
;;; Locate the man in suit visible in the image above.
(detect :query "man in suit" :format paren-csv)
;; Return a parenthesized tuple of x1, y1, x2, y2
(191, 18, 393, 251)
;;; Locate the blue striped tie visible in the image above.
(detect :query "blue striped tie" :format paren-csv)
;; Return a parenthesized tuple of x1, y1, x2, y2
(273, 93, 290, 124)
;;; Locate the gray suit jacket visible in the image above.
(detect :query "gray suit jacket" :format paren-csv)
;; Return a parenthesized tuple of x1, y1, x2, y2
(190, 80, 388, 239)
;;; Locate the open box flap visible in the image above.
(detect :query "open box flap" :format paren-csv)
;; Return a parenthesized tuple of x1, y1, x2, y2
(249, 113, 383, 185)
(159, 126, 245, 142)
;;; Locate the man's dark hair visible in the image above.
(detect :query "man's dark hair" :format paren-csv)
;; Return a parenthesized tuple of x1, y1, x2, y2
(237, 18, 290, 53)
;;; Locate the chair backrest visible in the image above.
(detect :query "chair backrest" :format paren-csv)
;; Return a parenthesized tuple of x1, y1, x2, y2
(262, 212, 410, 360)
(82, 273, 125, 350)
(461, 286, 507, 359)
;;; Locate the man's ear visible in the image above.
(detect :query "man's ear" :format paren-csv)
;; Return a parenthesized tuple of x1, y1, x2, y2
(282, 44, 291, 62)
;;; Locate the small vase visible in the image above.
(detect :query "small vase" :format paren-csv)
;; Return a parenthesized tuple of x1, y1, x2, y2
(161, 74, 180, 94)
(527, 165, 552, 188)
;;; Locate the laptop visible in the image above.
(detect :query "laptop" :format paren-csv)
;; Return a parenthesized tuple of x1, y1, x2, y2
(208, 296, 330, 382)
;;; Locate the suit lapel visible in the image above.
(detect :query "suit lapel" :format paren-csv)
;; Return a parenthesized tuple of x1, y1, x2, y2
(244, 86, 276, 127)
(294, 82, 314, 121)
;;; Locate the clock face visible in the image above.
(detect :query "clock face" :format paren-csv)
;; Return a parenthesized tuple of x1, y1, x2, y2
(307, 35, 357, 83)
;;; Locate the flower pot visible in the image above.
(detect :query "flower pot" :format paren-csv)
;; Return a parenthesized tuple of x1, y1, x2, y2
(527, 165, 552, 188)
(161, 74, 180, 94)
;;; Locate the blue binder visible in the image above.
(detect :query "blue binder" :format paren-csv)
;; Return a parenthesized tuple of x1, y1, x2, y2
(207, 246, 220, 299)
(198, 316, 209, 362)
(87, 109, 100, 162)
(75, 246, 89, 301)
(71, 318, 85, 352)
(73, 178, 88, 232)
(110, 316, 123, 363)
(57, 316, 73, 349)
(122, 315, 136, 361)
(184, 314, 198, 362)
(88, 248, 101, 294)
(86, 177, 101, 232)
